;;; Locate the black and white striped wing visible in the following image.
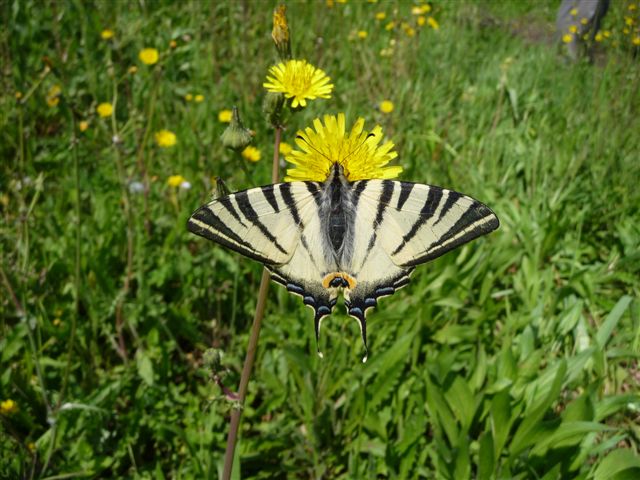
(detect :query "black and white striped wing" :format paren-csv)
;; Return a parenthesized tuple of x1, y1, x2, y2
(187, 182, 340, 327)
(187, 182, 317, 265)
(343, 179, 499, 328)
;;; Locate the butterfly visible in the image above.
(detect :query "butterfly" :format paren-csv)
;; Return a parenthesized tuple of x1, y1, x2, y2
(188, 162, 499, 361)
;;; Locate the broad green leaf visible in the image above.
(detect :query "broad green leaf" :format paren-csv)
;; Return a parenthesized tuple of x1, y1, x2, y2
(596, 296, 632, 348)
(490, 390, 512, 461)
(529, 421, 612, 457)
(510, 360, 567, 455)
(477, 430, 495, 480)
(136, 349, 154, 386)
(593, 449, 640, 480)
(595, 394, 640, 421)
(444, 376, 476, 432)
(453, 434, 470, 480)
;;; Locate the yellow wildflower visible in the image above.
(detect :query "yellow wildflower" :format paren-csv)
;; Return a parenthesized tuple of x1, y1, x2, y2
(412, 5, 431, 15)
(185, 93, 193, 102)
(46, 85, 61, 107)
(52, 318, 61, 326)
(96, 102, 113, 118)
(358, 30, 368, 39)
(15, 91, 23, 100)
(629, 4, 637, 11)
(128, 66, 138, 75)
(241, 146, 261, 162)
(326, 0, 334, 7)
(405, 26, 416, 37)
(623, 28, 630, 35)
(375, 12, 386, 20)
(603, 30, 611, 38)
(417, 16, 426, 27)
(385, 21, 396, 31)
(101, 29, 114, 40)
(379, 100, 394, 114)
(279, 142, 293, 156)
(272, 4, 291, 58)
(218, 109, 233, 123)
(570, 8, 578, 16)
(633, 36, 640, 46)
(155, 130, 177, 148)
(625, 16, 635, 26)
(284, 113, 400, 182)
(194, 94, 204, 103)
(595, 32, 603, 42)
(562, 33, 573, 43)
(169, 40, 177, 49)
(569, 25, 578, 33)
(580, 18, 588, 25)
(263, 59, 333, 108)
(167, 175, 187, 187)
(79, 121, 89, 132)
(427, 17, 439, 30)
(139, 48, 159, 65)
(0, 399, 18, 415)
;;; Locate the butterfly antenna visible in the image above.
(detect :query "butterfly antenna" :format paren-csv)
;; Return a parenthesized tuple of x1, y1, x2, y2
(338, 132, 376, 167)
(296, 135, 333, 163)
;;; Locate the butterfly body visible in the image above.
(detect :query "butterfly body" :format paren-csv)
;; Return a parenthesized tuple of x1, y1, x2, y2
(188, 163, 498, 360)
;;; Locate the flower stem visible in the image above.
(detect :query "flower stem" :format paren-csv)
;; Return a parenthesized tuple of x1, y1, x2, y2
(222, 127, 281, 480)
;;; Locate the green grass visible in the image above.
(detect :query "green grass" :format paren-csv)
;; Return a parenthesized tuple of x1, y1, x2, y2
(2, 1, 639, 478)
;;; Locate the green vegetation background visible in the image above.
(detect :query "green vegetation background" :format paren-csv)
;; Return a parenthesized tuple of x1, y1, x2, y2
(1, 0, 639, 478)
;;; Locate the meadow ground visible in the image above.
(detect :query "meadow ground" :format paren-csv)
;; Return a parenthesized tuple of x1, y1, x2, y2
(1, 1, 640, 478)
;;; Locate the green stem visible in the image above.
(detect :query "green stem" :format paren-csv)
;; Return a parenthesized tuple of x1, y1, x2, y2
(222, 127, 281, 480)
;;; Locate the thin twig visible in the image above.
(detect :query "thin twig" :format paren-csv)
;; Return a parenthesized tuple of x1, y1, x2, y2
(222, 127, 282, 480)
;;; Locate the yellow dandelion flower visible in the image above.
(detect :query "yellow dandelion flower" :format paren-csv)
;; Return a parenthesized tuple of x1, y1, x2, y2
(427, 17, 439, 30)
(379, 100, 394, 113)
(284, 113, 400, 182)
(167, 175, 187, 187)
(218, 109, 233, 123)
(625, 16, 635, 26)
(241, 146, 261, 162)
(139, 48, 159, 65)
(101, 29, 114, 40)
(375, 12, 386, 20)
(412, 5, 430, 15)
(279, 141, 293, 156)
(633, 36, 640, 46)
(194, 94, 204, 103)
(96, 102, 113, 118)
(595, 32, 603, 42)
(0, 399, 18, 415)
(46, 85, 61, 107)
(569, 25, 578, 33)
(417, 16, 426, 27)
(385, 21, 396, 31)
(337, 0, 347, 3)
(263, 59, 333, 109)
(580, 17, 588, 25)
(128, 65, 138, 75)
(155, 130, 177, 148)
(358, 30, 368, 39)
(570, 8, 578, 16)
(603, 30, 611, 38)
(623, 28, 630, 35)
(629, 4, 637, 11)
(562, 33, 573, 43)
(15, 91, 23, 100)
(326, 0, 334, 7)
(405, 26, 416, 37)
(79, 120, 89, 132)
(185, 93, 193, 102)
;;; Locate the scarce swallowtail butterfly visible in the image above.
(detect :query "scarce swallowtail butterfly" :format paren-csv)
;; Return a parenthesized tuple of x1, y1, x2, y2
(188, 158, 498, 362)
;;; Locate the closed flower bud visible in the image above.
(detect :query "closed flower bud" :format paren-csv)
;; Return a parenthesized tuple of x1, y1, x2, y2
(263, 91, 285, 128)
(272, 5, 292, 60)
(220, 106, 253, 151)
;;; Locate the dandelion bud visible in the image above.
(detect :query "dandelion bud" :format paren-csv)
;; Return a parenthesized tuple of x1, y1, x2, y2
(272, 5, 292, 60)
(263, 91, 285, 128)
(220, 106, 253, 151)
